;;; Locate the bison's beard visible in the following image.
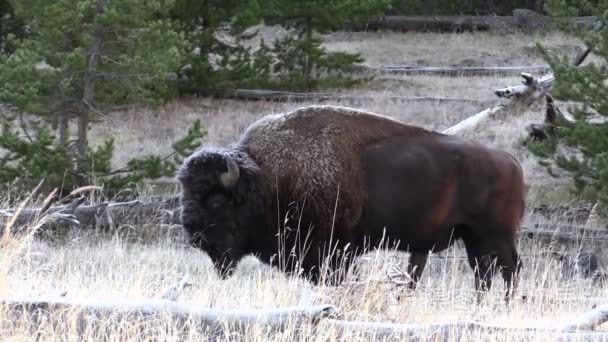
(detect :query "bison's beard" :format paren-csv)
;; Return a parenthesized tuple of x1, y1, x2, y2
(211, 252, 237, 279)
(188, 232, 243, 279)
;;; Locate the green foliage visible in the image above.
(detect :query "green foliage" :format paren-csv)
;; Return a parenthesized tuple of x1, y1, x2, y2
(390, 0, 545, 15)
(528, 0, 608, 211)
(258, 0, 389, 91)
(171, 0, 272, 95)
(172, 0, 388, 94)
(264, 0, 391, 33)
(93, 119, 205, 192)
(2, 0, 185, 114)
(0, 117, 205, 195)
(260, 35, 364, 91)
(544, 0, 600, 16)
(0, 0, 193, 194)
(0, 0, 24, 55)
(0, 120, 70, 190)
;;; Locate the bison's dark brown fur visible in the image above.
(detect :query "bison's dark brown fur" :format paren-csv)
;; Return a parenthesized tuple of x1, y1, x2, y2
(178, 105, 525, 301)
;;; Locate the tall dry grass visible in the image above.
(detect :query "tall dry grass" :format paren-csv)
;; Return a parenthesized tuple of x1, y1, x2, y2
(0, 194, 606, 340)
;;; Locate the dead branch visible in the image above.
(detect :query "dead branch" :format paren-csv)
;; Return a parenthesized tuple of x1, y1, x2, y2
(494, 72, 555, 101)
(160, 274, 192, 301)
(0, 296, 337, 337)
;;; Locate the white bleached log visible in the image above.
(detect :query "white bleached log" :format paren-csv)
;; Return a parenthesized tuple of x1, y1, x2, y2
(1, 296, 337, 335)
(441, 106, 504, 135)
(561, 304, 608, 332)
(324, 318, 608, 340)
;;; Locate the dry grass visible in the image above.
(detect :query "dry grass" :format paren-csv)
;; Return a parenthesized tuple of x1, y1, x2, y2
(322, 30, 584, 67)
(0, 201, 607, 341)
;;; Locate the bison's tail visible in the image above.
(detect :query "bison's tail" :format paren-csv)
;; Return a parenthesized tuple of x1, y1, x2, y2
(520, 199, 526, 219)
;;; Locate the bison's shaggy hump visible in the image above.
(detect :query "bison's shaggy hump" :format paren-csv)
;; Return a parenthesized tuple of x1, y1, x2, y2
(236, 105, 440, 235)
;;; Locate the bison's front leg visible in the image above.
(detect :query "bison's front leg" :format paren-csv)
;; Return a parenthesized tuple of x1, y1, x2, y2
(406, 251, 428, 290)
(299, 244, 357, 286)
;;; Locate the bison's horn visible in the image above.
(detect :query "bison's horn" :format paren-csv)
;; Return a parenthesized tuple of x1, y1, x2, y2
(220, 157, 240, 188)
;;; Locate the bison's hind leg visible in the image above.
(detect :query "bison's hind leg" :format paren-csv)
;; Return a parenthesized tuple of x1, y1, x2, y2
(461, 228, 520, 304)
(500, 240, 522, 304)
(406, 251, 429, 290)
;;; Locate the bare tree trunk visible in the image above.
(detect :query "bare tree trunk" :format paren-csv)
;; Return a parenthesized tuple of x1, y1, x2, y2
(57, 111, 68, 146)
(77, 0, 105, 184)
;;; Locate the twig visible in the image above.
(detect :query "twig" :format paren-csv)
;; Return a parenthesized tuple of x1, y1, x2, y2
(81, 99, 114, 122)
(1, 179, 45, 246)
(386, 264, 414, 286)
(160, 274, 192, 301)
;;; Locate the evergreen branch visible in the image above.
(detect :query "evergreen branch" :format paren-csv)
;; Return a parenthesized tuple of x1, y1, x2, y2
(81, 99, 113, 122)
(105, 151, 177, 177)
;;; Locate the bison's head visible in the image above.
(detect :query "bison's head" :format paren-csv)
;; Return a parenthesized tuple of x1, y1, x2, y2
(177, 147, 264, 278)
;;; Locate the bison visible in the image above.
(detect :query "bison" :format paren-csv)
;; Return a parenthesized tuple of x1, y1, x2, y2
(178, 105, 525, 301)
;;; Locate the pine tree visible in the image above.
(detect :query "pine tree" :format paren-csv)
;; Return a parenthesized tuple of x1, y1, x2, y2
(0, 0, 204, 195)
(527, 0, 608, 213)
(261, 0, 391, 90)
(170, 0, 272, 95)
(0, 0, 23, 55)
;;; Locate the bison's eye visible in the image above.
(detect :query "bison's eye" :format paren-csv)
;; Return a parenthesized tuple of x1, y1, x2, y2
(206, 193, 228, 209)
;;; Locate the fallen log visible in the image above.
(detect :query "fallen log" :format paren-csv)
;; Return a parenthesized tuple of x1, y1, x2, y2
(352, 14, 598, 33)
(353, 15, 493, 32)
(0, 196, 182, 232)
(5, 295, 608, 340)
(323, 318, 608, 340)
(562, 304, 608, 332)
(520, 226, 608, 244)
(441, 106, 504, 135)
(0, 296, 336, 338)
(223, 89, 491, 104)
(353, 64, 551, 77)
(3, 191, 607, 244)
